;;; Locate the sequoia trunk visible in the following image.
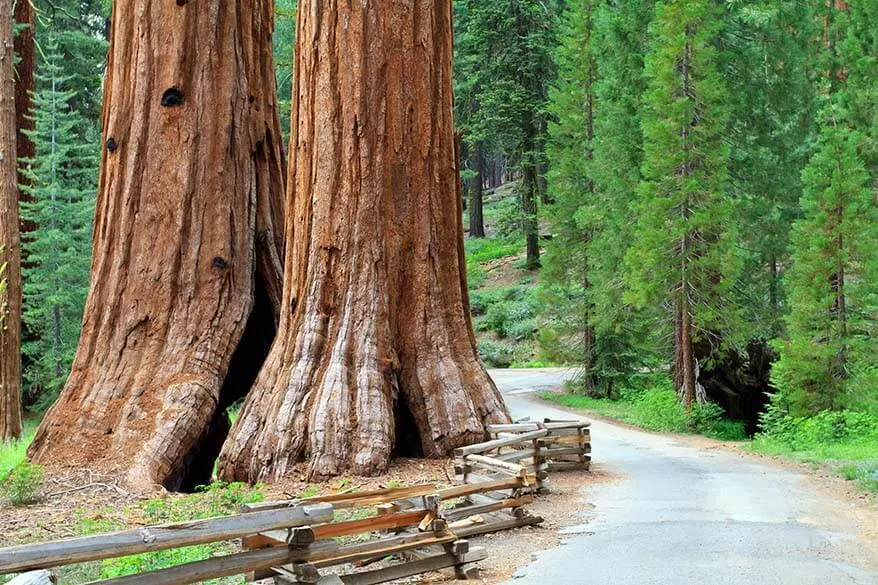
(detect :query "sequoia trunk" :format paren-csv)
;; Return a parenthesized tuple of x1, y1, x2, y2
(0, 0, 22, 441)
(28, 0, 285, 489)
(218, 0, 510, 482)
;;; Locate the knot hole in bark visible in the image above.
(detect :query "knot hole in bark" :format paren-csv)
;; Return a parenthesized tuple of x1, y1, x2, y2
(213, 257, 229, 269)
(106, 138, 118, 153)
(161, 87, 185, 107)
(176, 0, 188, 6)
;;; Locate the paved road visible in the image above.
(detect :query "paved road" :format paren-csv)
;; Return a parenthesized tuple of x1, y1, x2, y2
(488, 368, 878, 585)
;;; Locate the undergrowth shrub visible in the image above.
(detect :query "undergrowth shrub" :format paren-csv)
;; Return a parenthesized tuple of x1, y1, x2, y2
(1, 461, 44, 506)
(547, 376, 747, 440)
(757, 409, 878, 451)
(466, 261, 486, 290)
(478, 339, 515, 368)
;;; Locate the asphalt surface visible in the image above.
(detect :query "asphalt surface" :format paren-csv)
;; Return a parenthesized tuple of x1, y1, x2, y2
(488, 368, 878, 585)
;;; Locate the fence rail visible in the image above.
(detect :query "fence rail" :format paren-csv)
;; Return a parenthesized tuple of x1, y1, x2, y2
(0, 417, 591, 585)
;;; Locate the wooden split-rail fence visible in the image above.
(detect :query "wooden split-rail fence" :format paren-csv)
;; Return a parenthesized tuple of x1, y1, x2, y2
(0, 418, 591, 585)
(456, 418, 591, 492)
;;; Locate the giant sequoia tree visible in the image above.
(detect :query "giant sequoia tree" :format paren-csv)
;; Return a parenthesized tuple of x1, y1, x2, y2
(1, 0, 22, 441)
(218, 0, 509, 482)
(28, 0, 286, 489)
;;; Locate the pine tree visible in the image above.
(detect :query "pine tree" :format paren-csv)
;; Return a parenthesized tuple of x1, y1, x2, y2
(273, 0, 297, 143)
(20, 40, 98, 407)
(542, 0, 657, 395)
(771, 93, 876, 416)
(723, 1, 818, 338)
(587, 0, 658, 390)
(541, 1, 600, 391)
(842, 0, 877, 176)
(626, 0, 738, 408)
(38, 0, 109, 130)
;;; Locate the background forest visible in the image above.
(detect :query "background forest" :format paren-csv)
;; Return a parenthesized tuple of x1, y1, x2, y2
(5, 0, 878, 491)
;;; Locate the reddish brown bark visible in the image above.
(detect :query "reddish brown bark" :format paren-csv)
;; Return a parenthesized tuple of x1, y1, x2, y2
(14, 0, 34, 232)
(217, 0, 509, 482)
(0, 0, 22, 441)
(27, 0, 285, 489)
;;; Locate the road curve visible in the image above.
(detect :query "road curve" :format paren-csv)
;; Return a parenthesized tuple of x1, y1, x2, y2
(488, 368, 878, 585)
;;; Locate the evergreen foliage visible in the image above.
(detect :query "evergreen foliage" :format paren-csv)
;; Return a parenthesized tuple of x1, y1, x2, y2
(723, 1, 818, 338)
(20, 39, 97, 407)
(626, 0, 738, 406)
(273, 0, 297, 143)
(541, 0, 656, 396)
(771, 94, 877, 415)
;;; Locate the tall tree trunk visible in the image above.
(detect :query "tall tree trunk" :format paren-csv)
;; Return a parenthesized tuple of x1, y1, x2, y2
(469, 143, 485, 238)
(218, 0, 509, 483)
(14, 0, 34, 234)
(521, 143, 540, 270)
(0, 0, 22, 441)
(457, 135, 468, 212)
(28, 0, 286, 489)
(536, 160, 550, 205)
(581, 239, 596, 394)
(676, 39, 697, 410)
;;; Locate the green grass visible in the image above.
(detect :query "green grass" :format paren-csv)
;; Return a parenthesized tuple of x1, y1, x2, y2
(464, 237, 525, 264)
(541, 380, 748, 441)
(66, 482, 267, 584)
(751, 410, 878, 493)
(0, 419, 38, 476)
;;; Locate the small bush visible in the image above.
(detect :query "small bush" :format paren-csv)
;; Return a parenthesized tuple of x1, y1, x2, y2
(690, 400, 748, 441)
(1, 461, 44, 506)
(492, 198, 527, 239)
(481, 298, 536, 339)
(478, 339, 515, 368)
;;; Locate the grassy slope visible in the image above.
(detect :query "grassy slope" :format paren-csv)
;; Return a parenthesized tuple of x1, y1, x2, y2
(0, 418, 37, 476)
(464, 181, 545, 368)
(541, 381, 748, 441)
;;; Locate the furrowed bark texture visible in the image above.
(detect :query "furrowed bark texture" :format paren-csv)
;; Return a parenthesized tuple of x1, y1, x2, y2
(28, 0, 285, 489)
(14, 0, 34, 235)
(218, 0, 510, 482)
(0, 0, 22, 441)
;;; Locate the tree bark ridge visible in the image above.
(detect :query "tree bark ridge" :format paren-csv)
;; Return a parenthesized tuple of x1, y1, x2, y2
(218, 0, 509, 482)
(28, 0, 285, 489)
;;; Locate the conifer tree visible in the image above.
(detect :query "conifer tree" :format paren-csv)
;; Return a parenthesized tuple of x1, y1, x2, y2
(0, 0, 22, 440)
(20, 39, 98, 406)
(841, 0, 877, 176)
(543, 0, 658, 395)
(626, 0, 738, 408)
(541, 1, 600, 391)
(724, 1, 818, 337)
(771, 93, 876, 415)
